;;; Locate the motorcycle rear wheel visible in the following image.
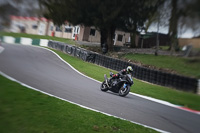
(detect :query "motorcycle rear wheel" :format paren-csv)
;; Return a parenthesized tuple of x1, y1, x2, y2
(100, 81, 109, 92)
(119, 85, 130, 97)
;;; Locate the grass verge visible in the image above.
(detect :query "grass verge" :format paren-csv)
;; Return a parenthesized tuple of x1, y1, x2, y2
(0, 74, 158, 133)
(121, 53, 200, 78)
(47, 47, 200, 111)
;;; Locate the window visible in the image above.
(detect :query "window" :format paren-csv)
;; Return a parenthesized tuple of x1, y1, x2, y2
(90, 29, 96, 36)
(65, 28, 72, 33)
(65, 24, 73, 33)
(50, 25, 54, 31)
(32, 25, 37, 29)
(55, 26, 62, 32)
(76, 27, 79, 34)
(117, 34, 123, 42)
(65, 26, 72, 33)
(113, 33, 116, 40)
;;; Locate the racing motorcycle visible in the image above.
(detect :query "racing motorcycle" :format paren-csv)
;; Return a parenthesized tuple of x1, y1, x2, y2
(100, 72, 133, 97)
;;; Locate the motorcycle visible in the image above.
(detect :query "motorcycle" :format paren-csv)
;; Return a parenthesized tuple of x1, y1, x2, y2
(100, 72, 133, 97)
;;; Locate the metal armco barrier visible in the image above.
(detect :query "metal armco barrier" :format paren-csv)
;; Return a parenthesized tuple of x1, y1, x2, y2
(48, 40, 198, 93)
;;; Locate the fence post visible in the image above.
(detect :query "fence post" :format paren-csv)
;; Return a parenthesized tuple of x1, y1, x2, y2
(198, 79, 200, 95)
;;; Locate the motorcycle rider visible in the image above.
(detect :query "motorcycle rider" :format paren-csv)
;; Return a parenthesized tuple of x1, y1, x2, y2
(106, 66, 133, 87)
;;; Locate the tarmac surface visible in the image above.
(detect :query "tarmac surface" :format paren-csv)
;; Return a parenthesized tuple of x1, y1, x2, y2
(0, 43, 200, 133)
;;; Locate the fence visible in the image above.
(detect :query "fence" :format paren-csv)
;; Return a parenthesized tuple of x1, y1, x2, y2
(48, 40, 198, 93)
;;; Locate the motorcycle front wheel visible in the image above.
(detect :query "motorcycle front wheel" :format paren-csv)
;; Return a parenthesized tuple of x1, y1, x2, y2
(100, 81, 109, 92)
(119, 85, 130, 97)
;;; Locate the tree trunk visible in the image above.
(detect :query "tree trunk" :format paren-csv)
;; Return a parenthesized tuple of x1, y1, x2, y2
(169, 0, 178, 55)
(130, 32, 137, 48)
(100, 29, 107, 48)
(100, 26, 116, 53)
(130, 23, 138, 48)
(106, 26, 116, 51)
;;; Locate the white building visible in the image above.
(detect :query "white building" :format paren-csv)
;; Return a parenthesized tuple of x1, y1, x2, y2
(9, 15, 131, 46)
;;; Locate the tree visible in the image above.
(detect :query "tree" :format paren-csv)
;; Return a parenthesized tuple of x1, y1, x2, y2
(168, 0, 179, 55)
(120, 0, 164, 48)
(168, 0, 200, 55)
(40, 0, 164, 52)
(40, 0, 127, 52)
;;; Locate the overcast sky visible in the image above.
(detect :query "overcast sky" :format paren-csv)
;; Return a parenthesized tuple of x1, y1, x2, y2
(0, 0, 39, 16)
(148, 21, 200, 38)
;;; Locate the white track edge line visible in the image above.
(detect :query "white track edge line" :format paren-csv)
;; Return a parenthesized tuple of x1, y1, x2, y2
(0, 71, 169, 133)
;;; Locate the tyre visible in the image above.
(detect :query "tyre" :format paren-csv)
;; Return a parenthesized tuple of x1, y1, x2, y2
(119, 85, 130, 97)
(100, 81, 109, 92)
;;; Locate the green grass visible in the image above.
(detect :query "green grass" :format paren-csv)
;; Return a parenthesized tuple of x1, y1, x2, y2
(121, 53, 200, 78)
(0, 32, 77, 45)
(48, 48, 200, 111)
(0, 74, 158, 133)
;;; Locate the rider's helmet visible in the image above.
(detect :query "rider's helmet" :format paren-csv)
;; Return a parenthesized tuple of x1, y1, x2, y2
(127, 66, 133, 73)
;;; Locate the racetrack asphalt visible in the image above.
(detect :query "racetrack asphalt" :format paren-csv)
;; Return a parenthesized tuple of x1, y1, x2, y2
(0, 43, 200, 133)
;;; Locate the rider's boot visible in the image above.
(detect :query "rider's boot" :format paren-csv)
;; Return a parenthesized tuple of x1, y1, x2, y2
(107, 79, 113, 89)
(105, 79, 110, 88)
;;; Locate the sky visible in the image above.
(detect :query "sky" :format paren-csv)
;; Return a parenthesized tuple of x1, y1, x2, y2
(148, 23, 200, 38)
(0, 0, 39, 16)
(147, 0, 200, 38)
(148, 14, 200, 38)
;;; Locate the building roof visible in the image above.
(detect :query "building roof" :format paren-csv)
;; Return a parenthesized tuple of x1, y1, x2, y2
(10, 15, 49, 22)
